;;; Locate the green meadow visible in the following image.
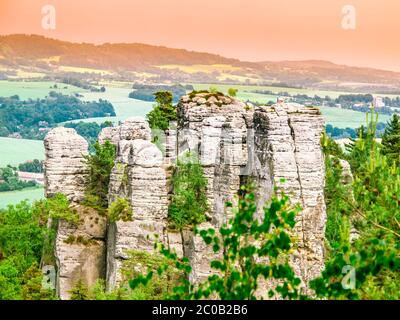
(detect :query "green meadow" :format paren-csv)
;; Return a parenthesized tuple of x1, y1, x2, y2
(65, 87, 154, 124)
(0, 137, 45, 167)
(0, 80, 85, 100)
(0, 187, 44, 209)
(318, 106, 391, 128)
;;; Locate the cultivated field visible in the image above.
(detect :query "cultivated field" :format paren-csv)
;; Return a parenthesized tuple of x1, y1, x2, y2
(0, 80, 85, 100)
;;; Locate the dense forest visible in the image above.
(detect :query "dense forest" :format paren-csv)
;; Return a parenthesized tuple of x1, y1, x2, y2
(129, 84, 193, 102)
(0, 93, 115, 140)
(325, 122, 387, 139)
(18, 160, 44, 174)
(0, 166, 37, 192)
(64, 121, 113, 146)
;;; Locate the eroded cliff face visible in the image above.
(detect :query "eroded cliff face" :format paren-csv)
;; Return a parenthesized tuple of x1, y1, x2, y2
(103, 118, 168, 290)
(44, 127, 88, 202)
(44, 95, 326, 298)
(44, 127, 107, 300)
(175, 93, 326, 288)
(253, 104, 326, 286)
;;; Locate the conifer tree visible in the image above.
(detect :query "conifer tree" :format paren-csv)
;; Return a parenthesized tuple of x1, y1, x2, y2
(381, 114, 400, 165)
(83, 140, 116, 210)
(69, 280, 89, 300)
(146, 91, 177, 131)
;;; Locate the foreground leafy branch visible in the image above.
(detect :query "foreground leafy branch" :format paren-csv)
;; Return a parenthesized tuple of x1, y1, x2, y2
(131, 186, 304, 300)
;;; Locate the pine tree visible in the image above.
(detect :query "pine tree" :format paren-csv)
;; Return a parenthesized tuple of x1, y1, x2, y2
(69, 280, 89, 300)
(345, 111, 378, 174)
(83, 140, 116, 210)
(146, 91, 177, 131)
(381, 114, 400, 165)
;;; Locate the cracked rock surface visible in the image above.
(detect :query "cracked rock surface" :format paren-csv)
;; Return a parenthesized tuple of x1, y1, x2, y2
(45, 94, 326, 298)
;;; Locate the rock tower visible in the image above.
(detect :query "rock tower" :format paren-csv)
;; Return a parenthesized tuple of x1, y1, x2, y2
(44, 93, 326, 299)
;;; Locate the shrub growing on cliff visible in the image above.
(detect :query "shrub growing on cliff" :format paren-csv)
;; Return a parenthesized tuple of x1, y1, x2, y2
(83, 140, 116, 211)
(108, 197, 133, 222)
(146, 91, 177, 132)
(168, 152, 209, 230)
(228, 88, 238, 97)
(39, 193, 80, 225)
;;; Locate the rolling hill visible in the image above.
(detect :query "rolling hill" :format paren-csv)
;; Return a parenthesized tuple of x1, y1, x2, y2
(1, 34, 400, 92)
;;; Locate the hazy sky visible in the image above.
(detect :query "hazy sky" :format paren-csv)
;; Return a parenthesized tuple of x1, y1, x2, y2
(1, 0, 400, 71)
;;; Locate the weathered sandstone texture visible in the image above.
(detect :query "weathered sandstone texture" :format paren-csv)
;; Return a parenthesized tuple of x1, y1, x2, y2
(103, 118, 169, 290)
(176, 93, 326, 288)
(44, 127, 88, 202)
(252, 103, 326, 287)
(44, 93, 326, 298)
(44, 127, 106, 299)
(55, 205, 107, 300)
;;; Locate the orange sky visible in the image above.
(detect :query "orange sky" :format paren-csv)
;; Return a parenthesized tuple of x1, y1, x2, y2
(1, 0, 400, 71)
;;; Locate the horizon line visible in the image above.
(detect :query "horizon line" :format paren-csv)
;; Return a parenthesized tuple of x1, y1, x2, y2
(1, 33, 399, 74)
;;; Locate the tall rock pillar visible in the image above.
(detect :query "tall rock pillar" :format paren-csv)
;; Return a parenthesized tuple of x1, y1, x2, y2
(103, 118, 169, 290)
(44, 127, 107, 300)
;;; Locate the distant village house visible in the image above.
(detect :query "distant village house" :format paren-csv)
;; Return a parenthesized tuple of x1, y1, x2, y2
(17, 172, 45, 185)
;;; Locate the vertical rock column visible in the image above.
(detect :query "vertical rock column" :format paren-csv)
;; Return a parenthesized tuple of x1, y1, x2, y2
(44, 127, 89, 202)
(104, 118, 168, 290)
(44, 127, 107, 300)
(253, 103, 326, 288)
(177, 93, 251, 225)
(176, 93, 252, 284)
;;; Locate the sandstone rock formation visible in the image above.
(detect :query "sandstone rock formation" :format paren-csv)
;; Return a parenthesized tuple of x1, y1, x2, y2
(44, 127, 88, 202)
(55, 205, 107, 300)
(44, 127, 107, 299)
(98, 117, 152, 145)
(102, 118, 169, 290)
(253, 103, 326, 286)
(44, 93, 326, 298)
(175, 92, 326, 288)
